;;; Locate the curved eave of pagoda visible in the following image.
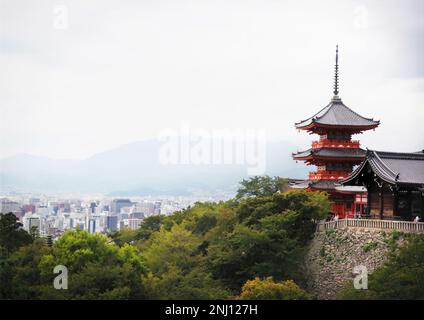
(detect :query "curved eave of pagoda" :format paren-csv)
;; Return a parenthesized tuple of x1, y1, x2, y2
(309, 181, 339, 191)
(310, 187, 337, 192)
(292, 154, 365, 163)
(295, 121, 380, 134)
(292, 149, 366, 160)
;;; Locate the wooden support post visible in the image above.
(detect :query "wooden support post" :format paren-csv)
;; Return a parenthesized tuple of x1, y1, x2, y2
(393, 190, 398, 218)
(367, 185, 372, 216)
(379, 187, 384, 220)
(421, 191, 424, 217)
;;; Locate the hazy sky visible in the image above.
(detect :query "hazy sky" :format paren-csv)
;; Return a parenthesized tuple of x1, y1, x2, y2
(1, 0, 423, 159)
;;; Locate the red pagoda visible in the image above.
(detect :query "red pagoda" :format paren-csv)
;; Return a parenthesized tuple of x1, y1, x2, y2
(291, 46, 380, 218)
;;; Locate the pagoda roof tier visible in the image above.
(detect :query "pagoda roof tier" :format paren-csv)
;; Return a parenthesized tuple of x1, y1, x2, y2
(289, 179, 311, 189)
(343, 150, 424, 187)
(289, 179, 342, 191)
(293, 147, 366, 162)
(295, 96, 379, 133)
(310, 180, 340, 190)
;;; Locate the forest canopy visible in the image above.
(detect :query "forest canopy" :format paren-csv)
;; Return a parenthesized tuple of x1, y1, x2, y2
(3, 175, 421, 300)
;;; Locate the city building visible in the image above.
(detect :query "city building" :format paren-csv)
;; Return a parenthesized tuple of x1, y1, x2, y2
(0, 195, 200, 236)
(111, 199, 133, 214)
(90, 202, 97, 214)
(0, 198, 21, 214)
(127, 218, 143, 230)
(22, 204, 36, 214)
(131, 212, 145, 219)
(88, 218, 97, 233)
(106, 215, 118, 232)
(23, 213, 41, 234)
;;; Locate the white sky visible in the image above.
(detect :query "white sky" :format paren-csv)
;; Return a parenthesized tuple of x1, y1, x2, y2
(1, 0, 423, 159)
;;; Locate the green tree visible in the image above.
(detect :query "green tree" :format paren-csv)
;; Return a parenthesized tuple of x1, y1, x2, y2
(37, 229, 147, 299)
(110, 228, 138, 246)
(141, 224, 229, 299)
(236, 176, 288, 200)
(207, 217, 300, 290)
(236, 190, 329, 243)
(0, 180, 331, 300)
(29, 225, 40, 240)
(0, 238, 50, 299)
(136, 215, 166, 241)
(206, 190, 329, 290)
(237, 277, 313, 300)
(0, 213, 32, 255)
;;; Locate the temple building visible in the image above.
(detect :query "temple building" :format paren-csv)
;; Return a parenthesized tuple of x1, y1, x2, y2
(291, 46, 380, 217)
(342, 150, 424, 220)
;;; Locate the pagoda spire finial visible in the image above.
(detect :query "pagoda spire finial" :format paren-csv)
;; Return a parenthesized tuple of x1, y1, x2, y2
(333, 45, 339, 96)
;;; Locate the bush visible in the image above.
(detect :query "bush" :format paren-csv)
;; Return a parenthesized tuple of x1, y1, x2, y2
(237, 277, 314, 300)
(362, 241, 378, 253)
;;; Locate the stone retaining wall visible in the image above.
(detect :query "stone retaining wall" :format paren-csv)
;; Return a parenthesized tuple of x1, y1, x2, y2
(304, 227, 406, 299)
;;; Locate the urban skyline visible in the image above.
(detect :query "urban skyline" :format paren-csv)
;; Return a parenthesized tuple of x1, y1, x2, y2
(1, 194, 229, 239)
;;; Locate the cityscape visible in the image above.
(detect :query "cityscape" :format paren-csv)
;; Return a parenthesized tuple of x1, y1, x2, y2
(0, 194, 230, 238)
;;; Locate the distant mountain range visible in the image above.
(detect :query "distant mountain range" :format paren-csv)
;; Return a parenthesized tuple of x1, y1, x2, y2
(0, 139, 308, 196)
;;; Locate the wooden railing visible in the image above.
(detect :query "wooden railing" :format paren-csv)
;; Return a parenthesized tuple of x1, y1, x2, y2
(309, 171, 350, 180)
(312, 139, 360, 149)
(317, 218, 424, 233)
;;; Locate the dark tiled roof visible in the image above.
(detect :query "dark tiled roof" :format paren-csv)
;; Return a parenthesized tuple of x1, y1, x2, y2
(310, 180, 338, 190)
(335, 185, 367, 193)
(295, 97, 380, 129)
(289, 179, 338, 190)
(293, 148, 366, 159)
(288, 179, 310, 189)
(343, 150, 424, 186)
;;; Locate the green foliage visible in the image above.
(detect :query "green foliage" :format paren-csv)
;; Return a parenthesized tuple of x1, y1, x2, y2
(143, 264, 229, 300)
(206, 190, 328, 290)
(0, 181, 330, 300)
(192, 211, 217, 236)
(166, 202, 224, 234)
(236, 176, 288, 200)
(0, 238, 50, 299)
(362, 241, 378, 253)
(0, 213, 33, 255)
(4, 181, 423, 300)
(236, 191, 329, 243)
(1, 229, 148, 299)
(29, 225, 40, 240)
(135, 190, 328, 298)
(390, 230, 402, 241)
(141, 224, 229, 299)
(207, 224, 273, 289)
(237, 277, 314, 300)
(110, 228, 139, 246)
(142, 224, 201, 274)
(37, 229, 147, 299)
(339, 234, 424, 300)
(136, 215, 166, 241)
(110, 215, 169, 246)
